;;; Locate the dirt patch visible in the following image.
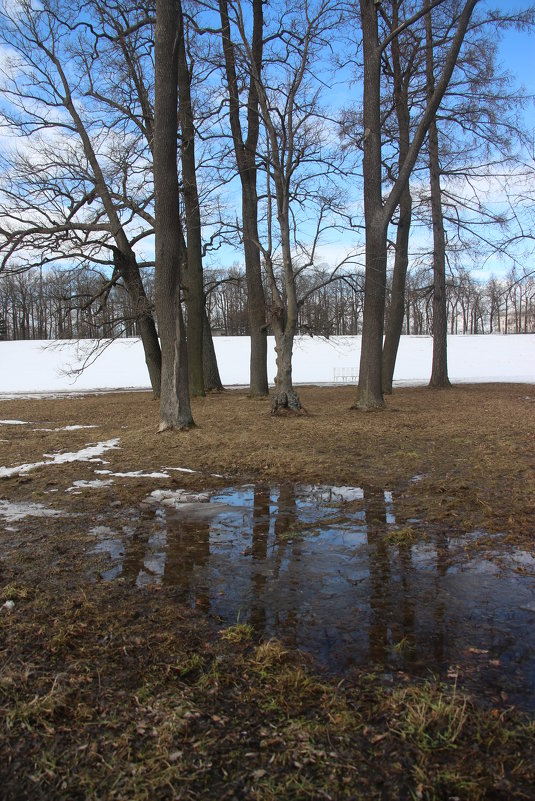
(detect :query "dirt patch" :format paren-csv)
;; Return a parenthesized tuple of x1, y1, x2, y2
(1, 384, 535, 799)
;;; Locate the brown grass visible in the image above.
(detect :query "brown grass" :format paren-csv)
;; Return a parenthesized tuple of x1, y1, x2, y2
(1, 383, 533, 540)
(1, 383, 535, 800)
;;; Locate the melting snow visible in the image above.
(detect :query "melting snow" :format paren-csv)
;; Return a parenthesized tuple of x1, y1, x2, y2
(66, 479, 115, 492)
(0, 420, 29, 425)
(0, 438, 120, 478)
(89, 525, 117, 537)
(95, 469, 171, 479)
(0, 499, 65, 522)
(34, 425, 98, 432)
(147, 488, 211, 505)
(301, 485, 365, 503)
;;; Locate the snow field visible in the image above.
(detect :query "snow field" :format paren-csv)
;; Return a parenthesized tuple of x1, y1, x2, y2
(0, 334, 533, 395)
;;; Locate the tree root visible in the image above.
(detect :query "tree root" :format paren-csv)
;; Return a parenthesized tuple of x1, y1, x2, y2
(270, 390, 307, 416)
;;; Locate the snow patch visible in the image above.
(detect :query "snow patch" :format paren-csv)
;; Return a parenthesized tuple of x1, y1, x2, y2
(0, 420, 29, 425)
(34, 425, 98, 432)
(66, 479, 114, 492)
(146, 488, 211, 505)
(0, 499, 65, 522)
(0, 438, 120, 478)
(89, 525, 117, 537)
(95, 469, 171, 479)
(301, 485, 365, 503)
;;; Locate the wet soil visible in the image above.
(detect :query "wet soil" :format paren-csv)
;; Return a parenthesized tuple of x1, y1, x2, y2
(1, 384, 535, 800)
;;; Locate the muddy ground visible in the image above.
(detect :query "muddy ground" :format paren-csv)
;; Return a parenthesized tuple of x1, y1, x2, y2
(1, 383, 535, 800)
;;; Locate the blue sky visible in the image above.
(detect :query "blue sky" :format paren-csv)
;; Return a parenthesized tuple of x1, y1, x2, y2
(495, 1, 535, 127)
(202, 1, 535, 282)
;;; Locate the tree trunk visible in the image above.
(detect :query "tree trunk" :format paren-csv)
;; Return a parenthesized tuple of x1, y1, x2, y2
(219, 0, 268, 397)
(356, 0, 476, 409)
(113, 248, 162, 398)
(268, 179, 301, 413)
(356, 1, 386, 409)
(243, 180, 269, 397)
(357, 222, 388, 408)
(270, 320, 301, 413)
(154, 0, 194, 430)
(52, 55, 162, 398)
(203, 309, 224, 391)
(382, 185, 412, 394)
(426, 5, 451, 389)
(382, 1, 413, 396)
(177, 1, 204, 397)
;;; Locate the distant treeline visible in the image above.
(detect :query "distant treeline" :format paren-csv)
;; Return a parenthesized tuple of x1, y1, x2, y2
(0, 265, 533, 341)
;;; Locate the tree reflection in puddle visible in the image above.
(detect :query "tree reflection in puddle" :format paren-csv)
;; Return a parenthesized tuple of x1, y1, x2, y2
(90, 483, 535, 709)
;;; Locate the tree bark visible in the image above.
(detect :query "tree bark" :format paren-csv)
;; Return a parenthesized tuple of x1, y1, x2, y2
(268, 177, 301, 412)
(270, 323, 301, 413)
(356, 0, 386, 409)
(426, 5, 451, 389)
(358, 222, 388, 408)
(382, 0, 413, 396)
(382, 185, 412, 394)
(113, 248, 162, 398)
(177, 1, 205, 397)
(219, 0, 268, 397)
(202, 309, 224, 391)
(154, 0, 194, 430)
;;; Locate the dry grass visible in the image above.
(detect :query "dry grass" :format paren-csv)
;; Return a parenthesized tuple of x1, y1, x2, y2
(1, 583, 534, 801)
(1, 383, 533, 540)
(1, 383, 535, 800)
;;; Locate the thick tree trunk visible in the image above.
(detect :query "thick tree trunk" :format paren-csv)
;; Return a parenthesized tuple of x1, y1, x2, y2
(356, 1, 386, 409)
(271, 323, 301, 413)
(154, 0, 193, 430)
(219, 0, 268, 397)
(357, 222, 388, 409)
(269, 187, 301, 413)
(134, 315, 161, 398)
(426, 6, 451, 389)
(202, 309, 224, 391)
(177, 3, 204, 397)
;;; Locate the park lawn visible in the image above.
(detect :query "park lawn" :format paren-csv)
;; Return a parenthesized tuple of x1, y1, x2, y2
(1, 383, 534, 800)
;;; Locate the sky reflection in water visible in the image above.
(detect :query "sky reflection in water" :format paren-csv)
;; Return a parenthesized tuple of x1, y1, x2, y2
(90, 484, 535, 709)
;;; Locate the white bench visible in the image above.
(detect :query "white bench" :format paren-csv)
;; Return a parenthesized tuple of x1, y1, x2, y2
(333, 367, 357, 383)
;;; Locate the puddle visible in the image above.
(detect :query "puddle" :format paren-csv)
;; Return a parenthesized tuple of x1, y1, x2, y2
(89, 483, 535, 710)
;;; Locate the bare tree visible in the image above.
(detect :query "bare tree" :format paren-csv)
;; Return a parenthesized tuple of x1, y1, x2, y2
(226, 0, 348, 411)
(153, 0, 193, 429)
(219, 0, 269, 397)
(355, 0, 477, 409)
(0, 0, 162, 396)
(380, 0, 419, 394)
(425, 1, 450, 387)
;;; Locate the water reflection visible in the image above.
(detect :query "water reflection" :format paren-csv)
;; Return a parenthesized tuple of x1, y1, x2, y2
(90, 483, 535, 709)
